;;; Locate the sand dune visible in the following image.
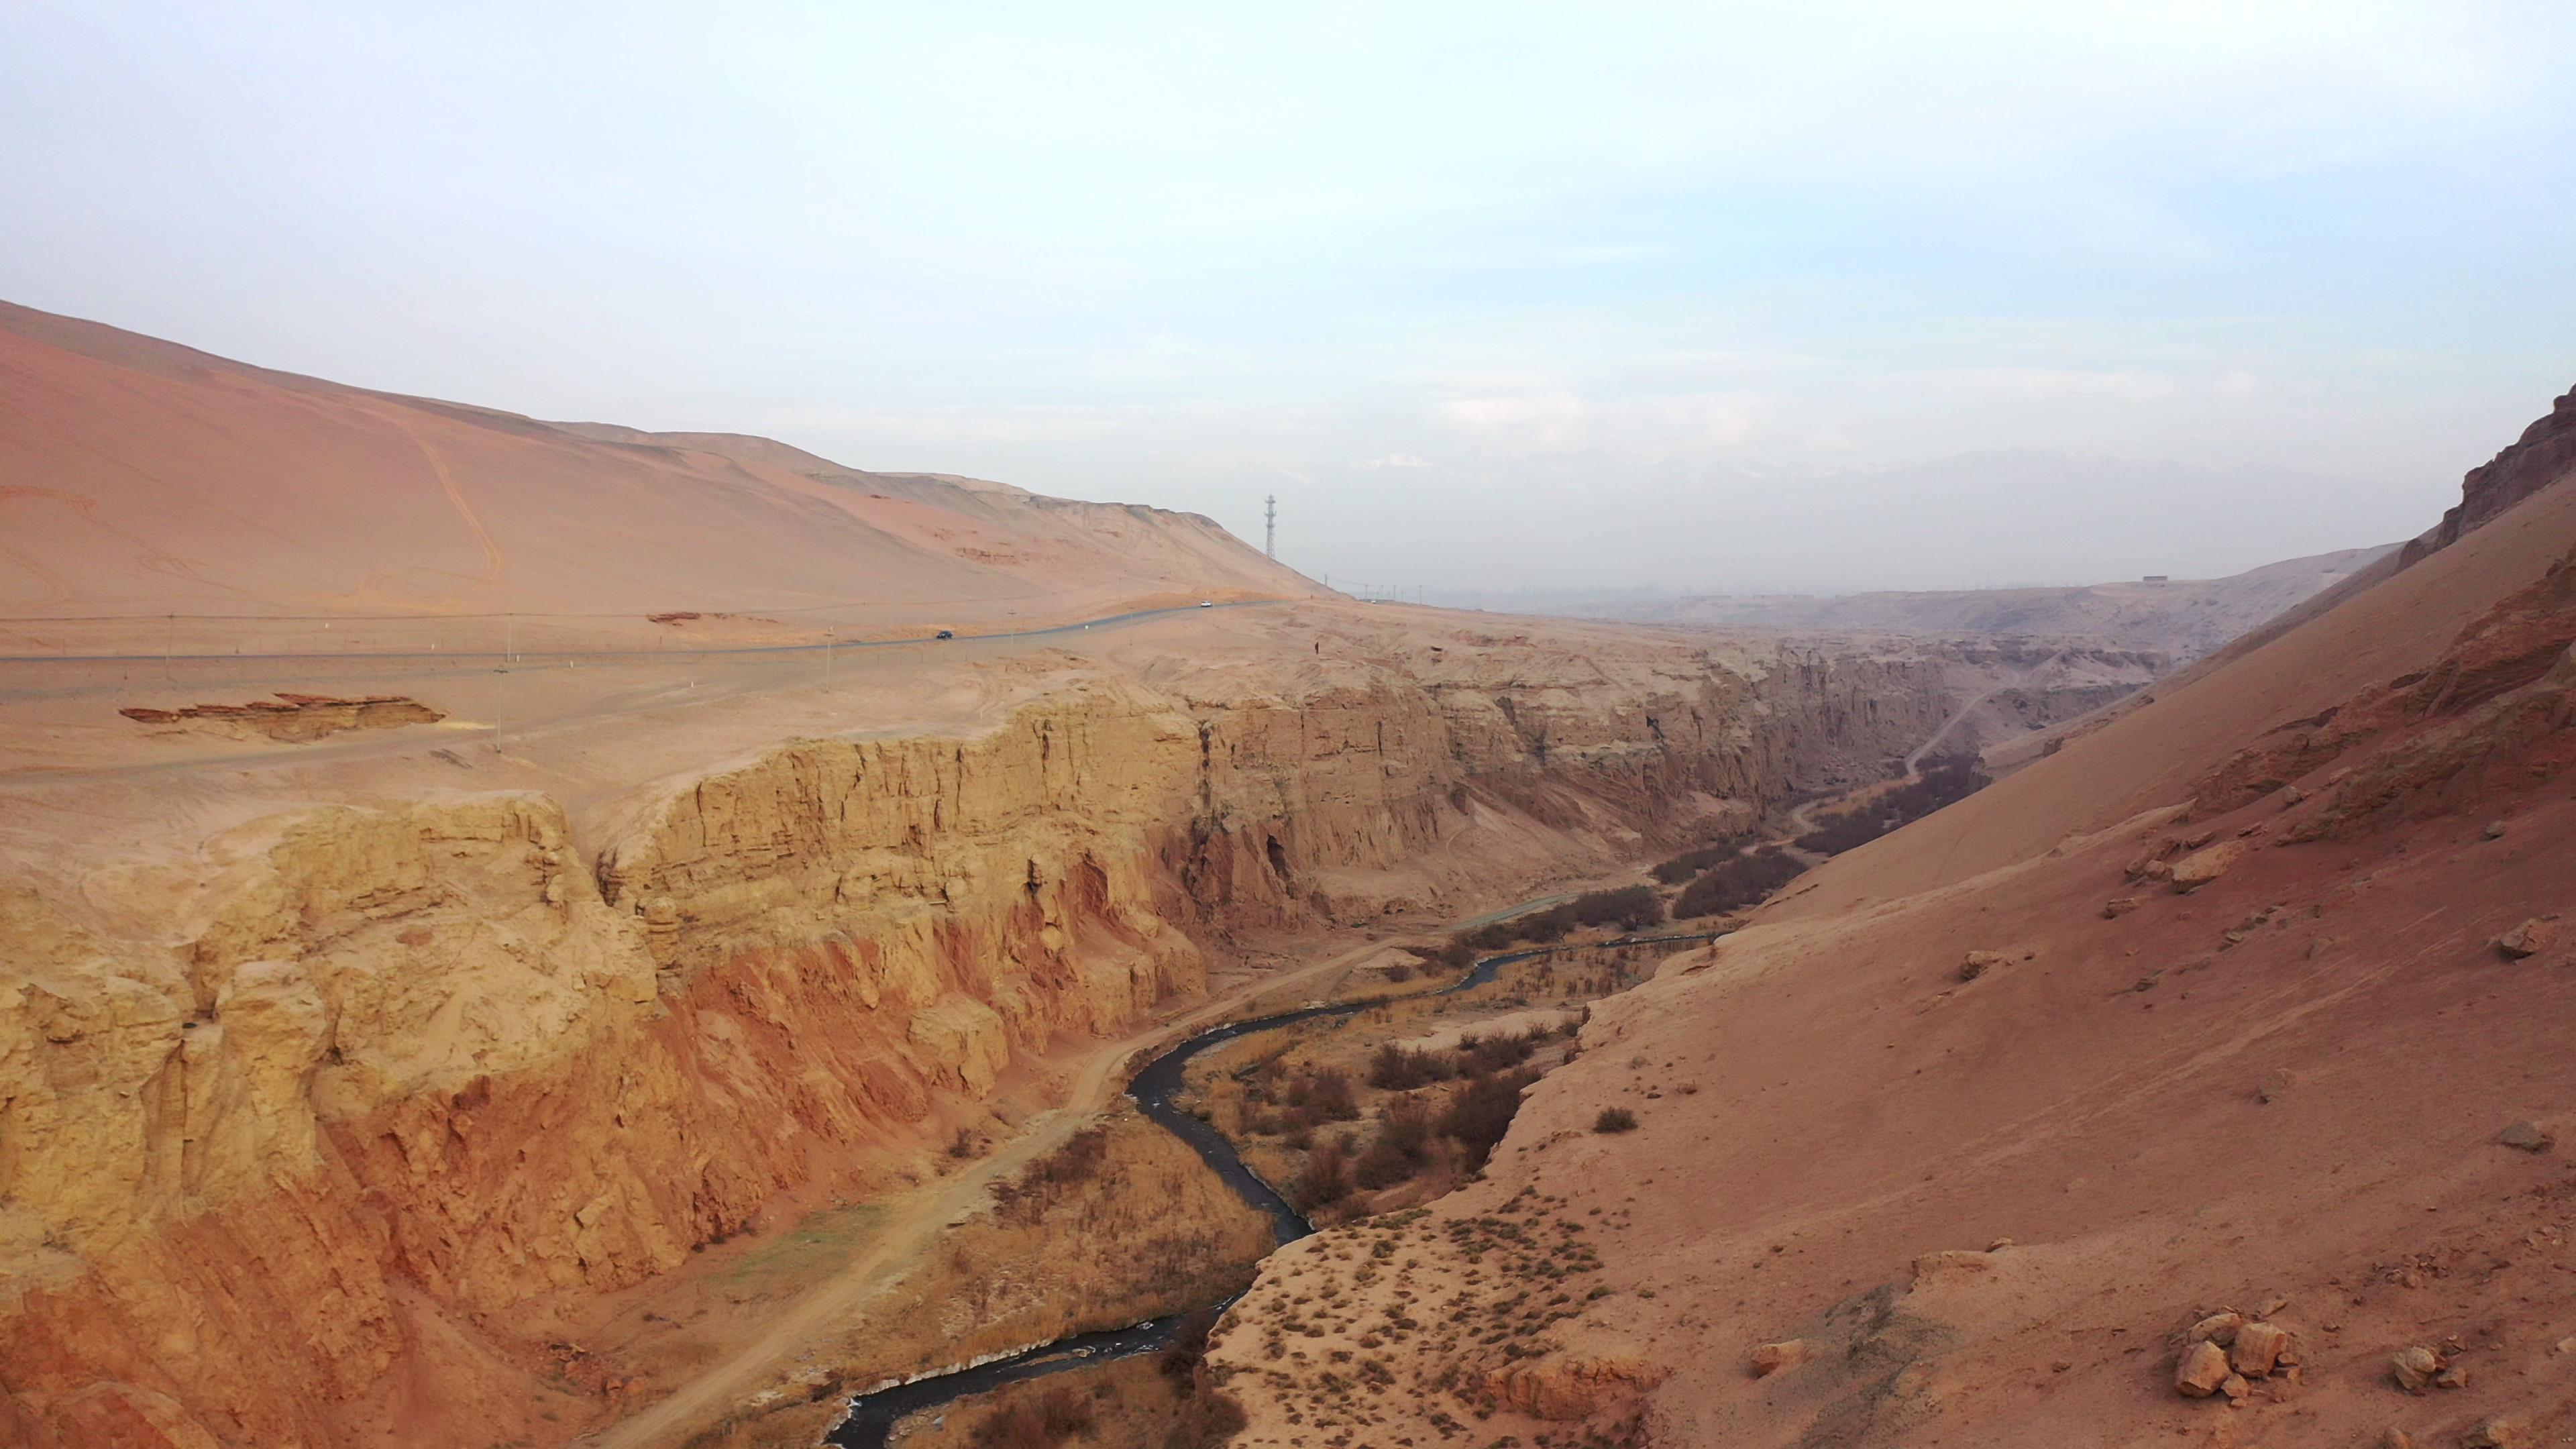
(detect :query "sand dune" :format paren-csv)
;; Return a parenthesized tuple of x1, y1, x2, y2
(0, 301, 1312, 628)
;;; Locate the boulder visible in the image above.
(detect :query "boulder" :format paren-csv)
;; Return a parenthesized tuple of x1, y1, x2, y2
(2495, 916, 2561, 959)
(2496, 1120, 2554, 1152)
(2187, 1311, 2246, 1346)
(1911, 1248, 1996, 1283)
(2102, 897, 2140, 919)
(2483, 820, 2508, 840)
(1748, 1339, 1807, 1378)
(2231, 1321, 2290, 1377)
(2391, 1345, 2443, 1394)
(2176, 1340, 2231, 1397)
(2170, 840, 2250, 894)
(2257, 1069, 2295, 1105)
(2219, 1373, 2251, 1402)
(2464, 1418, 2520, 1449)
(1959, 951, 2008, 982)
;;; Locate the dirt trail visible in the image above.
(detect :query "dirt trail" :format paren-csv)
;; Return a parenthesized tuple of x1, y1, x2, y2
(580, 928, 1450, 1449)
(1904, 645, 2068, 772)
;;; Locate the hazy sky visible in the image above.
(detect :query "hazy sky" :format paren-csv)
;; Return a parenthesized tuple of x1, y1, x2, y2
(5, 1, 2573, 593)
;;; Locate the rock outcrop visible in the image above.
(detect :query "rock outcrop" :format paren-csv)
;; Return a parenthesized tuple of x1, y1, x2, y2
(0, 629, 1956, 1448)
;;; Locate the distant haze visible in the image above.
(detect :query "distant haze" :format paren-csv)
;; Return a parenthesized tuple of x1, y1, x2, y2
(5, 3, 2572, 593)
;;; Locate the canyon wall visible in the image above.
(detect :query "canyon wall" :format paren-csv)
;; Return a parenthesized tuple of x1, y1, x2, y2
(0, 636, 1955, 1448)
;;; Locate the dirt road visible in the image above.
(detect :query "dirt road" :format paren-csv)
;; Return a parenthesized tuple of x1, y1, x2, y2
(580, 920, 1493, 1449)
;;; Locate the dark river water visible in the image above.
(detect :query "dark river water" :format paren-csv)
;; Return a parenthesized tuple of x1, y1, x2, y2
(823, 931, 1722, 1447)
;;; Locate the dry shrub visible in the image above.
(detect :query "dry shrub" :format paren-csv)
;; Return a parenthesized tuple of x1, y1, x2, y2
(1367, 1044, 1455, 1090)
(991, 1126, 1110, 1223)
(1293, 1141, 1351, 1210)
(969, 1384, 1093, 1448)
(1435, 1067, 1539, 1170)
(1672, 846, 1804, 918)
(1650, 833, 1748, 884)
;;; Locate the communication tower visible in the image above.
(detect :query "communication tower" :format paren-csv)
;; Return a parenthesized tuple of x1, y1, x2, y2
(1265, 494, 1277, 559)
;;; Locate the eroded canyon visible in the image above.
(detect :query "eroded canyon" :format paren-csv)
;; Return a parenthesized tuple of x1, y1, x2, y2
(4, 301, 2569, 1449)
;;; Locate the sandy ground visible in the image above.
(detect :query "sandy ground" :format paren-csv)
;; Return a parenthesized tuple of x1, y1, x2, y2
(1205, 456, 2576, 1448)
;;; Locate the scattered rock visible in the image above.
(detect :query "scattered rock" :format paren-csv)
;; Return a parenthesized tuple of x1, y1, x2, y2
(2170, 840, 2250, 894)
(2102, 897, 2140, 919)
(2463, 1417, 2520, 1448)
(2187, 1312, 2247, 1346)
(2176, 1340, 2232, 1397)
(2496, 1120, 2554, 1152)
(2483, 820, 2508, 840)
(2231, 1322, 2292, 1377)
(1748, 1339, 1807, 1377)
(1985, 1236, 2014, 1252)
(2257, 1069, 2295, 1104)
(2281, 786, 2306, 806)
(2141, 858, 2176, 883)
(1959, 951, 2007, 981)
(2495, 916, 2561, 959)
(2391, 1345, 2444, 1394)
(2182, 830, 2218, 850)
(2219, 1373, 2251, 1402)
(2380, 1430, 2414, 1449)
(1910, 1249, 1996, 1282)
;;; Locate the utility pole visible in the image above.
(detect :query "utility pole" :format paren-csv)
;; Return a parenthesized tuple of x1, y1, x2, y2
(1265, 494, 1277, 559)
(824, 627, 834, 691)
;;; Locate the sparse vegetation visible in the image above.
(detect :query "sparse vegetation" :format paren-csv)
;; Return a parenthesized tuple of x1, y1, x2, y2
(1593, 1107, 1638, 1134)
(1434, 1067, 1540, 1171)
(1672, 846, 1805, 918)
(1795, 755, 1990, 855)
(1650, 833, 1749, 884)
(966, 1384, 1093, 1448)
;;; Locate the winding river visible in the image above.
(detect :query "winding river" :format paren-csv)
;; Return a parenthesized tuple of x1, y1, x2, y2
(824, 931, 1724, 1448)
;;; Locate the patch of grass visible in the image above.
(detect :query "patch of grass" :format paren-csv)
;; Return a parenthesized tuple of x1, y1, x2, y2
(717, 1202, 885, 1289)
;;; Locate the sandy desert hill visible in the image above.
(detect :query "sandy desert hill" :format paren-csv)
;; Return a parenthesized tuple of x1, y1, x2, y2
(3, 296, 2567, 1449)
(1206, 380, 2576, 1446)
(0, 306, 2000, 1449)
(0, 300, 1312, 640)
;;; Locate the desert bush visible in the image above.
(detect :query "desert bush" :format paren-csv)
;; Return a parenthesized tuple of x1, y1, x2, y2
(1163, 1392, 1250, 1449)
(1293, 1142, 1351, 1209)
(991, 1126, 1112, 1222)
(1159, 1307, 1221, 1389)
(1367, 1044, 1456, 1090)
(970, 1385, 1094, 1448)
(1796, 756, 1990, 856)
(1283, 1067, 1359, 1122)
(1435, 1068, 1540, 1170)
(1650, 834, 1749, 884)
(1352, 1136, 1415, 1190)
(1593, 1108, 1638, 1134)
(1353, 1095, 1436, 1189)
(1558, 885, 1664, 932)
(1672, 847, 1804, 918)
(1456, 1024, 1558, 1077)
